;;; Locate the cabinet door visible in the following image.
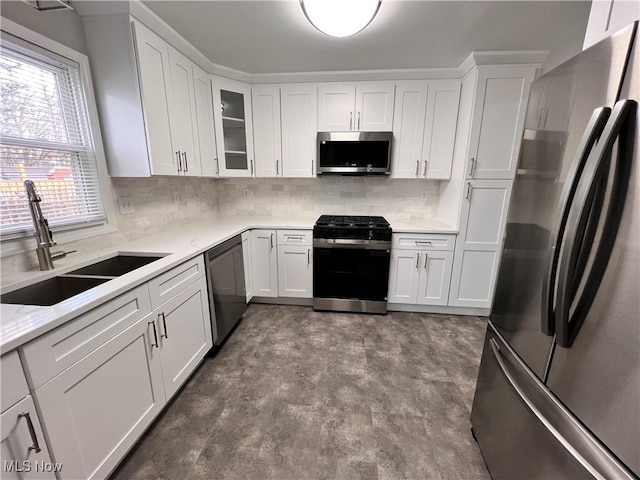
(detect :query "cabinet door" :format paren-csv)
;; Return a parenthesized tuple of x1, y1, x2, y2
(391, 81, 428, 179)
(213, 77, 255, 177)
(449, 180, 512, 308)
(387, 249, 421, 304)
(422, 80, 460, 179)
(168, 47, 199, 176)
(355, 83, 395, 131)
(242, 231, 254, 302)
(35, 316, 166, 480)
(318, 84, 356, 131)
(277, 245, 312, 298)
(250, 230, 278, 297)
(194, 67, 219, 177)
(466, 67, 535, 180)
(252, 86, 282, 177)
(131, 21, 176, 176)
(417, 250, 454, 306)
(281, 84, 317, 178)
(1, 396, 56, 479)
(157, 276, 212, 401)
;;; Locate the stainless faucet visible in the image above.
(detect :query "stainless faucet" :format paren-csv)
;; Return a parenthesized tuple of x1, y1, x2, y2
(24, 180, 76, 270)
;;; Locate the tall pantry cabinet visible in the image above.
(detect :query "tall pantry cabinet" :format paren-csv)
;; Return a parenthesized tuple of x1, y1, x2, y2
(448, 65, 537, 309)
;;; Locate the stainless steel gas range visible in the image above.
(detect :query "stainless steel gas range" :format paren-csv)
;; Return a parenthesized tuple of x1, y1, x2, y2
(312, 215, 392, 314)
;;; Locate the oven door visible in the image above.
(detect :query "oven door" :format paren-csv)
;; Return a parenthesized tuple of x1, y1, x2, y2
(313, 241, 391, 313)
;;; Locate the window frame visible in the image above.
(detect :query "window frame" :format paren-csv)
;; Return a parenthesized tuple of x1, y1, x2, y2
(0, 18, 117, 257)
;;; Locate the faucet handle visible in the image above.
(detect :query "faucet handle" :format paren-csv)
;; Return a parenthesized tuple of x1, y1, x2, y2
(51, 250, 76, 261)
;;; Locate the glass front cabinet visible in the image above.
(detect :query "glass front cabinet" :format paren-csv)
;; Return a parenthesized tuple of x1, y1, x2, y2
(212, 76, 255, 177)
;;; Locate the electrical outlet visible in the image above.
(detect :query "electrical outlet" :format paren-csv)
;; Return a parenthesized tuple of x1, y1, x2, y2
(422, 192, 428, 202)
(118, 196, 134, 215)
(242, 190, 250, 198)
(172, 191, 181, 204)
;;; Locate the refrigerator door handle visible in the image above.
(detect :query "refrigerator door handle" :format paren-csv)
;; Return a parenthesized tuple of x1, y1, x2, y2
(555, 100, 636, 348)
(540, 107, 611, 336)
(489, 336, 635, 480)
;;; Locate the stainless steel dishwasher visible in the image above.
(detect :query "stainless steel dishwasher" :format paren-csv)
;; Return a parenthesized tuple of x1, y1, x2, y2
(205, 235, 247, 346)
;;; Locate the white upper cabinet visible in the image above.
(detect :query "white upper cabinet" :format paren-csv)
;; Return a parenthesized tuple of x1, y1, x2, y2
(281, 84, 318, 178)
(131, 20, 176, 176)
(422, 80, 461, 179)
(318, 83, 395, 131)
(193, 66, 219, 177)
(392, 80, 461, 179)
(167, 47, 200, 176)
(465, 66, 536, 180)
(252, 86, 282, 177)
(212, 76, 255, 178)
(582, 0, 640, 49)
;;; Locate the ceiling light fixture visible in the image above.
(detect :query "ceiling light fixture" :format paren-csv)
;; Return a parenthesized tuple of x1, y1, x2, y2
(300, 0, 382, 38)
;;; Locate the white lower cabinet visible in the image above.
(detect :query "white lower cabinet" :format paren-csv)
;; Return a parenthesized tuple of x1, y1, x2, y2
(154, 275, 212, 401)
(277, 245, 312, 298)
(388, 248, 453, 306)
(21, 256, 212, 480)
(1, 396, 56, 479)
(449, 179, 512, 308)
(242, 231, 254, 302)
(34, 315, 166, 480)
(250, 229, 278, 297)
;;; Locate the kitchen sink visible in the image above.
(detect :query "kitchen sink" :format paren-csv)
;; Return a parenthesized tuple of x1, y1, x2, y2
(67, 254, 165, 277)
(1, 276, 111, 306)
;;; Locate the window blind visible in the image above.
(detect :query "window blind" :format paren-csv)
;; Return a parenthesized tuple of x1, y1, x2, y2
(0, 37, 106, 237)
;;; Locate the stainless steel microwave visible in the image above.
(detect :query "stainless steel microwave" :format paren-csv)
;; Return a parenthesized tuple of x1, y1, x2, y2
(316, 132, 392, 175)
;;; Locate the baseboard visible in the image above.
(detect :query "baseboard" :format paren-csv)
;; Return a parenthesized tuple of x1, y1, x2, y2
(387, 303, 491, 316)
(250, 296, 314, 307)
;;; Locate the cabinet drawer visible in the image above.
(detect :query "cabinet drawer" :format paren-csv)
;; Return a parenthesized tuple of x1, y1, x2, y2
(277, 229, 312, 246)
(148, 256, 205, 309)
(392, 233, 456, 251)
(1, 351, 28, 412)
(21, 285, 152, 389)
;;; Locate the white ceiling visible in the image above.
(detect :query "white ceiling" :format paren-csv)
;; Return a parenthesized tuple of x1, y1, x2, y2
(141, 0, 591, 74)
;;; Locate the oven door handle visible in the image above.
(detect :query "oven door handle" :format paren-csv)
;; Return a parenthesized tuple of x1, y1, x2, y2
(313, 239, 391, 251)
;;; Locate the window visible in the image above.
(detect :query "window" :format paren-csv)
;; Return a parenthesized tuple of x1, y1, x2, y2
(0, 28, 111, 242)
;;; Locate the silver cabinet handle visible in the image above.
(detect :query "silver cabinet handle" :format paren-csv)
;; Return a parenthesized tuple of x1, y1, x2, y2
(215, 157, 220, 176)
(285, 235, 304, 240)
(18, 412, 41, 453)
(415, 240, 433, 245)
(311, 159, 314, 175)
(542, 108, 549, 129)
(467, 157, 476, 177)
(159, 313, 168, 339)
(307, 248, 310, 265)
(465, 182, 472, 201)
(176, 151, 182, 172)
(423, 253, 428, 269)
(270, 232, 274, 250)
(349, 111, 353, 130)
(357, 111, 361, 130)
(423, 161, 428, 177)
(415, 252, 420, 269)
(182, 152, 188, 172)
(148, 320, 159, 348)
(415, 160, 420, 177)
(250, 159, 254, 176)
(276, 159, 279, 176)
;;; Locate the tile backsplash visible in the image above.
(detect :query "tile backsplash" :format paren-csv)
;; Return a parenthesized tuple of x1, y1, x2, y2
(2, 176, 440, 276)
(217, 177, 441, 220)
(1, 177, 219, 275)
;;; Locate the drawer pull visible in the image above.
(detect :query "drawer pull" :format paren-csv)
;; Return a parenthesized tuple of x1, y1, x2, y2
(415, 240, 433, 245)
(18, 412, 41, 453)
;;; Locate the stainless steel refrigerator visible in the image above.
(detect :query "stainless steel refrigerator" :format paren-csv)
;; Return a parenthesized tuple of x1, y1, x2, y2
(470, 22, 640, 479)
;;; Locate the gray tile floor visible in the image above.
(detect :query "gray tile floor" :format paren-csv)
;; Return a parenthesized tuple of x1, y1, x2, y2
(111, 305, 491, 480)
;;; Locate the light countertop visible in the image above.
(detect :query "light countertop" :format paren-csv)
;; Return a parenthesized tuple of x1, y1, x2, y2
(0, 215, 456, 352)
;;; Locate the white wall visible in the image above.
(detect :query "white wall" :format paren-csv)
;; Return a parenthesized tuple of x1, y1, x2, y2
(216, 177, 441, 222)
(0, 0, 89, 54)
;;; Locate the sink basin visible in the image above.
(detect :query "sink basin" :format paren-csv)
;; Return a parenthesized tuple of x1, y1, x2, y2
(1, 276, 110, 306)
(67, 255, 164, 277)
